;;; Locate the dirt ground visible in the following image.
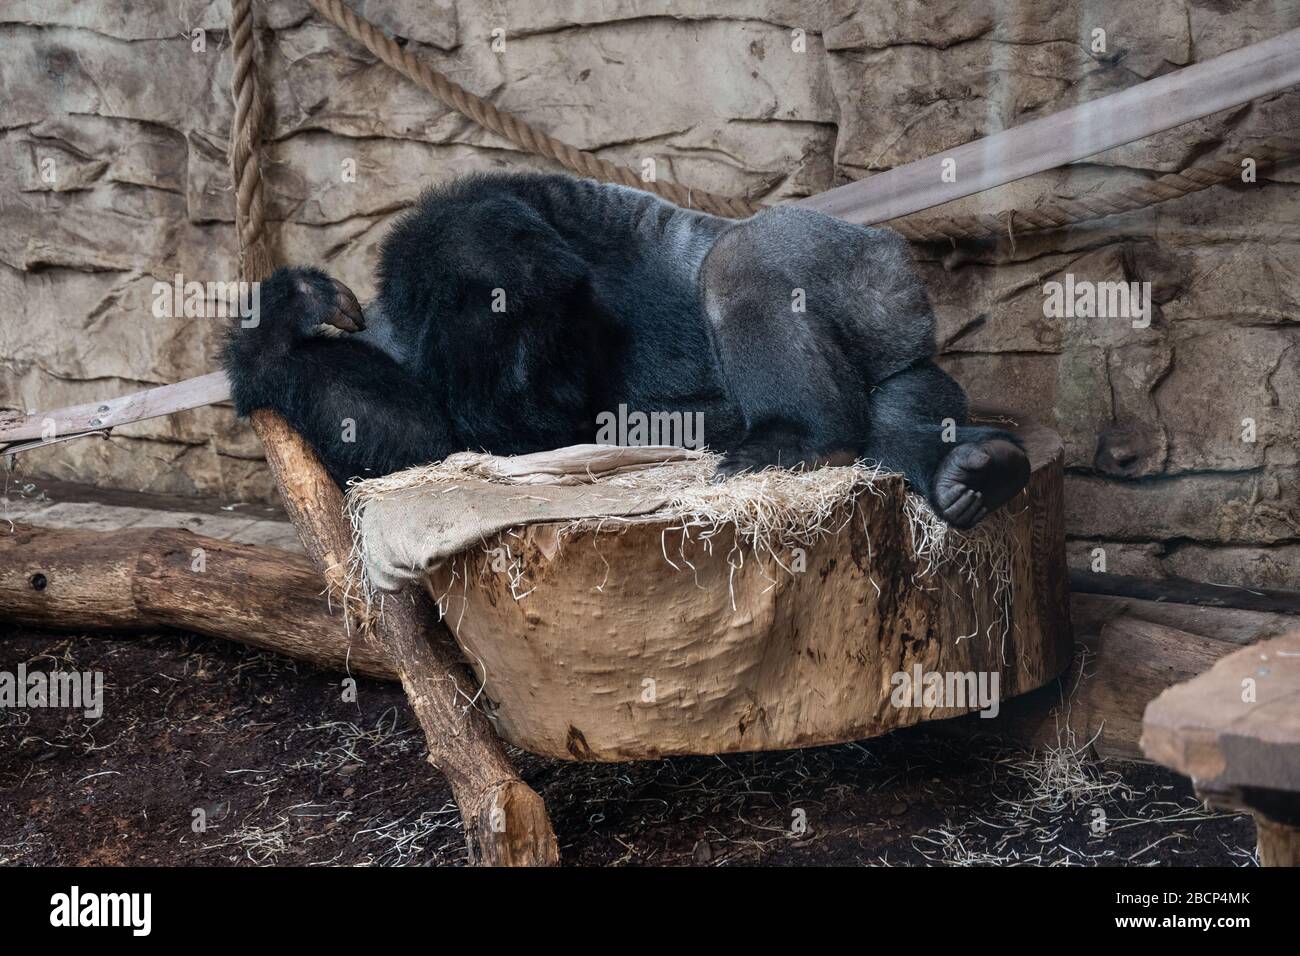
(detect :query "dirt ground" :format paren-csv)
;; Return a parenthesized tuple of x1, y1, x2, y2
(0, 626, 1257, 867)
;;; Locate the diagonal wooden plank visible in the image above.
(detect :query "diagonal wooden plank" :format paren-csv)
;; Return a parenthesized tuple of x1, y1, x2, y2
(0, 371, 232, 446)
(798, 27, 1300, 224)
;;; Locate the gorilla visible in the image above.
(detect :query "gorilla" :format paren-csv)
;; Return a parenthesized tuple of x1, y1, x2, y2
(223, 172, 1029, 528)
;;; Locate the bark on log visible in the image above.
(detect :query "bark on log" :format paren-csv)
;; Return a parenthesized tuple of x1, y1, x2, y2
(0, 523, 395, 679)
(247, 411, 558, 866)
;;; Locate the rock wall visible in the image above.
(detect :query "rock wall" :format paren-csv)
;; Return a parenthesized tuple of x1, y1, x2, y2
(3, 0, 1298, 588)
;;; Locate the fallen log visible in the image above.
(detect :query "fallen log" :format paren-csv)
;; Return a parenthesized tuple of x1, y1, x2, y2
(0, 523, 394, 680)
(940, 597, 1300, 759)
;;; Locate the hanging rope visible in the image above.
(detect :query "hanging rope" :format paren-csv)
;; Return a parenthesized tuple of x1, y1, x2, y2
(229, 0, 374, 640)
(229, 0, 275, 282)
(304, 0, 763, 219)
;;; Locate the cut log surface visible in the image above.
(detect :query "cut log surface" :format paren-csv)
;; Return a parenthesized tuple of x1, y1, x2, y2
(1142, 631, 1300, 796)
(1142, 630, 1300, 866)
(428, 421, 1073, 761)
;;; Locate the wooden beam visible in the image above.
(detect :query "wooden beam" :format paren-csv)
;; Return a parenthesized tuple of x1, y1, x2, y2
(1070, 570, 1300, 614)
(798, 26, 1300, 225)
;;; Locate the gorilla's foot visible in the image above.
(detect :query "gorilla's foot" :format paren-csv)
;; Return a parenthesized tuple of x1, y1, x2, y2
(932, 439, 1030, 529)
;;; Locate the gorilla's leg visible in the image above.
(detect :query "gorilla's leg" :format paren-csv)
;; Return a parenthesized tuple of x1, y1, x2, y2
(862, 362, 1030, 529)
(705, 300, 856, 479)
(223, 267, 454, 487)
(700, 206, 936, 480)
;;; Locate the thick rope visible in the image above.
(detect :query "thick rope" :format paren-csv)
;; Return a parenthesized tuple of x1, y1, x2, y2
(888, 132, 1300, 244)
(228, 0, 275, 282)
(305, 0, 763, 219)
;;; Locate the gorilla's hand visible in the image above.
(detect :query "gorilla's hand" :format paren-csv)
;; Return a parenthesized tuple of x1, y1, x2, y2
(259, 266, 366, 337)
(320, 275, 366, 333)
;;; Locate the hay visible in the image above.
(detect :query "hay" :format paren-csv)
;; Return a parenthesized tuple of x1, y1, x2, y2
(343, 447, 1020, 646)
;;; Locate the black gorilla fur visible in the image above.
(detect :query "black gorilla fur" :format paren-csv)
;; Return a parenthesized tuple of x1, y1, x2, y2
(223, 172, 1029, 528)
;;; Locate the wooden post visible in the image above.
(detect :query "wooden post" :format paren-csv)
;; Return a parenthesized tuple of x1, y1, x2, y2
(1255, 815, 1300, 867)
(226, 0, 556, 865)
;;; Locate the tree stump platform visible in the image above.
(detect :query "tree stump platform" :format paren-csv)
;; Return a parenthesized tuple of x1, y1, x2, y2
(427, 420, 1072, 761)
(1142, 630, 1300, 866)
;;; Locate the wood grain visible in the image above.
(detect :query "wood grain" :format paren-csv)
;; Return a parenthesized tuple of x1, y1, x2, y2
(428, 423, 1073, 761)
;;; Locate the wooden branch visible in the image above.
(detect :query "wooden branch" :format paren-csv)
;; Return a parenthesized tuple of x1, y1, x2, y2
(0, 523, 394, 680)
(248, 410, 558, 866)
(223, 0, 555, 863)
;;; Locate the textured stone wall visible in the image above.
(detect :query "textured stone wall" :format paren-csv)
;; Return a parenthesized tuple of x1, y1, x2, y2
(2, 0, 1298, 587)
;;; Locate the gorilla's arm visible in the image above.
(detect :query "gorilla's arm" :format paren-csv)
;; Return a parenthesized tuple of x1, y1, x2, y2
(223, 267, 454, 487)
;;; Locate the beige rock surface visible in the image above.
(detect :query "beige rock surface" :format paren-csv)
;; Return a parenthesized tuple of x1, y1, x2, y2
(3, 0, 1298, 584)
